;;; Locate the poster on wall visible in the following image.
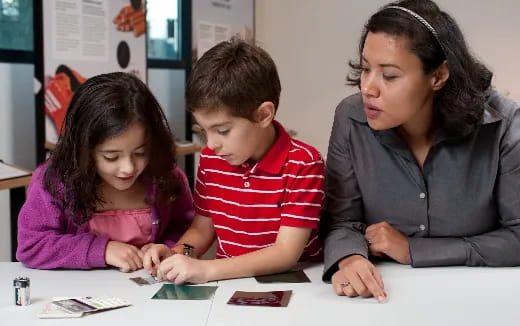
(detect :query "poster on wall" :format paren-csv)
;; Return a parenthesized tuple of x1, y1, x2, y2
(37, 0, 147, 145)
(192, 0, 254, 62)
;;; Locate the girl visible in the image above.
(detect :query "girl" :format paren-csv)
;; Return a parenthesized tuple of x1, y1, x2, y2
(17, 72, 194, 272)
(321, 0, 520, 301)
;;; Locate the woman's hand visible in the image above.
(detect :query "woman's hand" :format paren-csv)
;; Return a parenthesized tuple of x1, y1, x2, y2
(105, 241, 144, 272)
(156, 255, 211, 284)
(142, 244, 173, 276)
(331, 255, 386, 302)
(365, 222, 411, 264)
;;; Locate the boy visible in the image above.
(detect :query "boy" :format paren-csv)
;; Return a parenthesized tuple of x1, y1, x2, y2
(143, 39, 324, 284)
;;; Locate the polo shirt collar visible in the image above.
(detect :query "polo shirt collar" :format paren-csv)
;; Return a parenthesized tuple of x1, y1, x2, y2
(254, 120, 291, 175)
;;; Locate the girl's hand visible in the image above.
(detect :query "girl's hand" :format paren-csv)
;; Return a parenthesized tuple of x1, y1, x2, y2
(156, 255, 210, 284)
(140, 243, 155, 254)
(364, 222, 411, 264)
(142, 244, 173, 275)
(105, 241, 144, 272)
(332, 255, 386, 303)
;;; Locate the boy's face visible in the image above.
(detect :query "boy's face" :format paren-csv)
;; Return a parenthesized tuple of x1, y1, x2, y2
(193, 107, 274, 166)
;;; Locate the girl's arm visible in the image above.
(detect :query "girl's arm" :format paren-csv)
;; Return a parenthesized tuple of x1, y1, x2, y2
(157, 167, 195, 247)
(16, 168, 109, 269)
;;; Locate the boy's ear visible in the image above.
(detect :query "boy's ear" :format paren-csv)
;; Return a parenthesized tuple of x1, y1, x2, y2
(431, 60, 449, 91)
(254, 101, 276, 127)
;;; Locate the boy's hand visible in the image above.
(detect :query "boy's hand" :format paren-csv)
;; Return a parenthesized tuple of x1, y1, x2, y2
(156, 255, 210, 284)
(105, 241, 144, 272)
(143, 244, 173, 275)
(170, 242, 188, 255)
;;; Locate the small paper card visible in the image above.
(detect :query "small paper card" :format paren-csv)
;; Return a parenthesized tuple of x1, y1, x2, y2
(53, 299, 98, 313)
(39, 302, 83, 319)
(39, 297, 131, 319)
(227, 290, 292, 307)
(130, 276, 159, 286)
(255, 270, 311, 283)
(151, 284, 217, 300)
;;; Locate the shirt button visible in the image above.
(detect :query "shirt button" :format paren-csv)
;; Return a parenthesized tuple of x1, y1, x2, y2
(419, 224, 426, 231)
(419, 192, 426, 199)
(244, 181, 250, 188)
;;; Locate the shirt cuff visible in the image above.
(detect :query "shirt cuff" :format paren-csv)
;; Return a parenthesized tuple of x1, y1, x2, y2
(322, 253, 367, 282)
(409, 237, 467, 267)
(322, 239, 368, 281)
(87, 236, 110, 268)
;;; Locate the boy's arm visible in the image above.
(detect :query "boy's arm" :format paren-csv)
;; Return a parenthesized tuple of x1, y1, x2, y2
(196, 148, 325, 280)
(171, 214, 216, 257)
(156, 225, 312, 283)
(143, 214, 215, 273)
(205, 226, 311, 280)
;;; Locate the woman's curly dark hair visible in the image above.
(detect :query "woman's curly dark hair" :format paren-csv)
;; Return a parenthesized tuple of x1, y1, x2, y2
(347, 0, 492, 137)
(44, 72, 181, 225)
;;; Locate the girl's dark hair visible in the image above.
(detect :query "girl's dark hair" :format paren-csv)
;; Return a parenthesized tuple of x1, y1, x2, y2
(44, 72, 180, 225)
(348, 0, 493, 137)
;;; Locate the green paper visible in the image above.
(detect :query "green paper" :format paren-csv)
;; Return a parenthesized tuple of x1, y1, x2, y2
(151, 284, 218, 300)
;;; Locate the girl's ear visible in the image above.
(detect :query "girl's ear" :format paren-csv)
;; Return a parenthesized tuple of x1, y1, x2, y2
(254, 101, 276, 127)
(432, 60, 450, 91)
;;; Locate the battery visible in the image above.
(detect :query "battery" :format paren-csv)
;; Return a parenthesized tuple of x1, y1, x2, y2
(14, 277, 30, 306)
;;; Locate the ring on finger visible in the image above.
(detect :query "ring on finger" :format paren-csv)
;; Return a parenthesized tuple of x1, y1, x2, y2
(341, 281, 350, 288)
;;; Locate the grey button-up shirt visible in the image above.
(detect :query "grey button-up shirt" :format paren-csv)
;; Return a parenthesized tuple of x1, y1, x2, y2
(321, 90, 520, 281)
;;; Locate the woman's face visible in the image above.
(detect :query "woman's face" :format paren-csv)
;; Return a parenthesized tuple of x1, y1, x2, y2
(360, 32, 437, 133)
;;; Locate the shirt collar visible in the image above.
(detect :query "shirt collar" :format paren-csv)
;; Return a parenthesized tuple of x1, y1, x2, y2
(346, 93, 367, 123)
(253, 120, 291, 175)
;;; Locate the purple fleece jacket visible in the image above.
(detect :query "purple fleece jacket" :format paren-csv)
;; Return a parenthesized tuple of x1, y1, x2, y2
(16, 163, 194, 269)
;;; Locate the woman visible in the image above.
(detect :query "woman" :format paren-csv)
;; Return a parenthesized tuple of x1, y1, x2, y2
(321, 0, 520, 302)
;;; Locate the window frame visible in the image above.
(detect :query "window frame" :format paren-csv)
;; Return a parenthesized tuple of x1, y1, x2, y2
(147, 0, 190, 70)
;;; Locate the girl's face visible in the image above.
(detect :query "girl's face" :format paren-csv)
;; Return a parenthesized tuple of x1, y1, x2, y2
(360, 32, 437, 133)
(94, 121, 149, 192)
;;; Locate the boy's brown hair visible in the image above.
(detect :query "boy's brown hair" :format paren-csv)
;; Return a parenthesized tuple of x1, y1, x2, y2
(186, 38, 281, 120)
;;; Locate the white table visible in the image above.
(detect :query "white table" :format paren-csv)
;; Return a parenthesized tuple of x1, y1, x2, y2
(209, 262, 520, 326)
(0, 263, 214, 325)
(2, 262, 520, 325)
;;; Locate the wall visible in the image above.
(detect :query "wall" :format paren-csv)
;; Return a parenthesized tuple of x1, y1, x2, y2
(255, 0, 520, 156)
(148, 68, 187, 171)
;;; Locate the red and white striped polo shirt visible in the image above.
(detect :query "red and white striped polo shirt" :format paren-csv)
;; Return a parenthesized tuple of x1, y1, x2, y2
(194, 121, 325, 260)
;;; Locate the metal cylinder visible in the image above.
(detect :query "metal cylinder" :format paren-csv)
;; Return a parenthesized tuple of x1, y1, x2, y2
(14, 277, 30, 306)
